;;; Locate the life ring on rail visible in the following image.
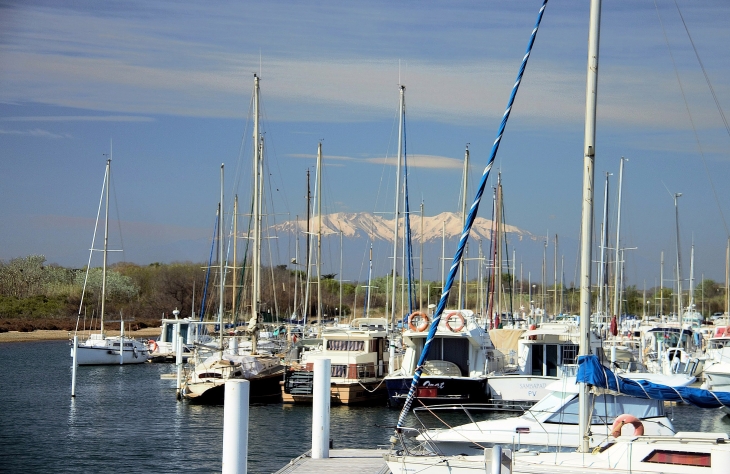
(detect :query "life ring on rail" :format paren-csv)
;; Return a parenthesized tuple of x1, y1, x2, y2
(445, 312, 466, 332)
(148, 340, 158, 353)
(528, 324, 537, 341)
(611, 414, 644, 438)
(408, 312, 430, 332)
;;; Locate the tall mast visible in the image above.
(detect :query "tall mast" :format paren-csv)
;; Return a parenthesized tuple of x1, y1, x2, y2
(494, 173, 502, 320)
(251, 73, 262, 354)
(553, 234, 558, 317)
(390, 85, 405, 331)
(100, 157, 110, 334)
(316, 142, 323, 337)
(339, 230, 343, 321)
(660, 251, 664, 317)
(598, 173, 610, 323)
(233, 195, 238, 321)
(674, 192, 683, 327)
(419, 202, 424, 312)
(726, 238, 729, 317)
(218, 164, 224, 351)
(612, 156, 626, 320)
(578, 0, 602, 454)
(458, 145, 469, 309)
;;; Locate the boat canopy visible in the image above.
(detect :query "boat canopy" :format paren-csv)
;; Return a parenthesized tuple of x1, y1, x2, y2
(577, 354, 730, 408)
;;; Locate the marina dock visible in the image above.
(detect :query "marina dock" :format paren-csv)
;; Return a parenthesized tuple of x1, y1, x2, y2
(273, 448, 390, 474)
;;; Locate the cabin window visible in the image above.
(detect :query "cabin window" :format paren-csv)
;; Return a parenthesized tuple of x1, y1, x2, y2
(642, 450, 711, 467)
(531, 344, 543, 376)
(331, 364, 347, 378)
(165, 324, 174, 342)
(546, 344, 558, 376)
(561, 344, 579, 365)
(327, 340, 365, 351)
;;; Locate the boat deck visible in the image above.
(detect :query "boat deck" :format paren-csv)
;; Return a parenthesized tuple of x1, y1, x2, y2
(273, 448, 390, 474)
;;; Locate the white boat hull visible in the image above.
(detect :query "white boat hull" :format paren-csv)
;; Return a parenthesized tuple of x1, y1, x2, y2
(72, 337, 150, 365)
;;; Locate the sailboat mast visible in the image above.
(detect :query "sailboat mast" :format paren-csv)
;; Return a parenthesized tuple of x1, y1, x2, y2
(612, 157, 626, 320)
(100, 157, 110, 334)
(252, 74, 261, 321)
(218, 164, 224, 350)
(390, 85, 404, 331)
(458, 146, 469, 309)
(598, 173, 610, 324)
(420, 201, 424, 312)
(316, 142, 323, 337)
(495, 173, 502, 321)
(726, 238, 729, 318)
(578, 0, 602, 454)
(233, 195, 238, 320)
(674, 193, 683, 326)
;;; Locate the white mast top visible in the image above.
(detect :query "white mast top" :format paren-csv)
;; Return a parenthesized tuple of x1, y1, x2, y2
(390, 85, 405, 330)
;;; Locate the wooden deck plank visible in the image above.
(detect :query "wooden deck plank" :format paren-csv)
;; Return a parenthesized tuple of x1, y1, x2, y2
(273, 448, 390, 474)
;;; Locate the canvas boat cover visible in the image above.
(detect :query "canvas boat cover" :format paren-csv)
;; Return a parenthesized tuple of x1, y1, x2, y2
(577, 354, 730, 409)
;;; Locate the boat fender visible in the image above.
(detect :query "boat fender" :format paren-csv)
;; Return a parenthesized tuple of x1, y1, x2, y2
(148, 340, 159, 353)
(445, 312, 466, 332)
(133, 346, 139, 358)
(528, 324, 537, 341)
(408, 312, 430, 332)
(611, 414, 644, 438)
(292, 335, 298, 343)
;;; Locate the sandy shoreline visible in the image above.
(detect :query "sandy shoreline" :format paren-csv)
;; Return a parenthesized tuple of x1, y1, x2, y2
(0, 327, 160, 343)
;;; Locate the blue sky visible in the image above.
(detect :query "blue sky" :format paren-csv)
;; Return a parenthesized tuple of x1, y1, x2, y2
(1, 0, 729, 290)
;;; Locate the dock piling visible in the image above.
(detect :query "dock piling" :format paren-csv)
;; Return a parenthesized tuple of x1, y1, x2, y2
(222, 379, 250, 474)
(312, 358, 331, 459)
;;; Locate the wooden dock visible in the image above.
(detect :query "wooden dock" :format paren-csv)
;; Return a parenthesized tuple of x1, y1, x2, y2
(273, 448, 390, 474)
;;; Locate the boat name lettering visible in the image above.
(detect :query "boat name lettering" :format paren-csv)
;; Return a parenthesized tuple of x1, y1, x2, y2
(519, 383, 548, 390)
(422, 381, 445, 389)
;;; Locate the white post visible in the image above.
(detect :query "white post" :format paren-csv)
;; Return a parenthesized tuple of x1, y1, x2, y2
(222, 380, 250, 474)
(490, 446, 502, 474)
(312, 358, 331, 459)
(611, 345, 616, 365)
(388, 340, 396, 375)
(176, 323, 183, 400)
(71, 335, 78, 397)
(119, 321, 124, 365)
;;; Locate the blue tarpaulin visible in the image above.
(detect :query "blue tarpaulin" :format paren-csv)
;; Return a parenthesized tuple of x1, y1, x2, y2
(577, 354, 730, 409)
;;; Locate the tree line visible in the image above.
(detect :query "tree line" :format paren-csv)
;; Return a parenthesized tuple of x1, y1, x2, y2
(1, 254, 726, 332)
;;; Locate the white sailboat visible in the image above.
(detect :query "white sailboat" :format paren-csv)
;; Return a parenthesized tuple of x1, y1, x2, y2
(71, 157, 150, 365)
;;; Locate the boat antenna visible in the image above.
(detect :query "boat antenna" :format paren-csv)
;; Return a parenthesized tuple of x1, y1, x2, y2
(395, 0, 549, 431)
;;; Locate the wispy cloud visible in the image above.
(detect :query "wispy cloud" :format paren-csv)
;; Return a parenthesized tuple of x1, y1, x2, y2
(1, 115, 154, 122)
(0, 128, 71, 138)
(365, 154, 463, 169)
(286, 153, 358, 162)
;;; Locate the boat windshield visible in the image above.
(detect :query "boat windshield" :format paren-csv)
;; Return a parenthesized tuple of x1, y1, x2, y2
(544, 393, 664, 425)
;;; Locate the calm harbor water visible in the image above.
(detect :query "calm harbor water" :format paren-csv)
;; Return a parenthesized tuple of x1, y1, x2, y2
(2, 340, 730, 473)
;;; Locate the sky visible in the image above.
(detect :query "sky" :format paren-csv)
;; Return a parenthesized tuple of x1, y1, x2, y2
(1, 0, 730, 292)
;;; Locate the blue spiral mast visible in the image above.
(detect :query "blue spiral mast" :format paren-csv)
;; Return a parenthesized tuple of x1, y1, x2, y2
(395, 0, 549, 431)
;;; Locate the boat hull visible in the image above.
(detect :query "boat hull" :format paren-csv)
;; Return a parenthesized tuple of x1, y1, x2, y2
(72, 339, 150, 365)
(183, 369, 284, 404)
(281, 372, 387, 405)
(385, 376, 488, 408)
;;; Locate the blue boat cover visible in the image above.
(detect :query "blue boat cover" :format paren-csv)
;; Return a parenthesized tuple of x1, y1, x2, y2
(577, 355, 730, 409)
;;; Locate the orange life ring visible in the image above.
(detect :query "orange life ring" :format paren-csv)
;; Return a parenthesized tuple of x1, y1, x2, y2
(408, 312, 430, 332)
(445, 312, 466, 332)
(148, 339, 158, 353)
(528, 324, 537, 341)
(611, 414, 644, 437)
